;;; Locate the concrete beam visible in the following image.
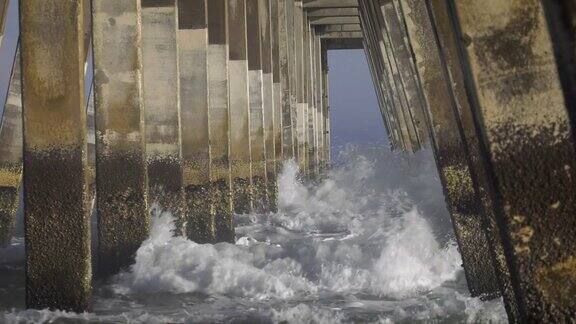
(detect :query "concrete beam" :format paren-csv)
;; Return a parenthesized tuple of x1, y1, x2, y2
(228, 0, 253, 215)
(141, 0, 187, 234)
(450, 0, 576, 320)
(247, 0, 269, 212)
(309, 16, 360, 25)
(322, 37, 363, 49)
(20, 0, 91, 311)
(260, 0, 278, 211)
(92, 0, 149, 277)
(278, 0, 295, 160)
(0, 44, 21, 247)
(207, 0, 234, 242)
(178, 0, 214, 243)
(319, 31, 363, 38)
(317, 23, 361, 32)
(303, 0, 358, 8)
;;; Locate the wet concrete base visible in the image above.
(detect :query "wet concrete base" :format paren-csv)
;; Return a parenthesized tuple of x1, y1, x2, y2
(25, 148, 91, 312)
(0, 186, 18, 247)
(96, 153, 149, 278)
(233, 177, 253, 215)
(185, 184, 215, 244)
(211, 180, 234, 243)
(148, 157, 187, 236)
(267, 172, 278, 213)
(252, 176, 269, 214)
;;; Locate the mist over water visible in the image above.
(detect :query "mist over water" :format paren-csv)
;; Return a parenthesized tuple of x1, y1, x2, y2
(0, 143, 507, 323)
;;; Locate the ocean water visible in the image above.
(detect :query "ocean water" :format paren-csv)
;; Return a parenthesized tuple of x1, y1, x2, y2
(0, 144, 507, 323)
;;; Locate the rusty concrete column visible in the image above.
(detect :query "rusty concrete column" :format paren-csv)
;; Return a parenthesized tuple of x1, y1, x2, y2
(178, 0, 214, 243)
(448, 0, 576, 320)
(321, 45, 331, 166)
(271, 0, 284, 171)
(227, 0, 253, 214)
(391, 0, 500, 299)
(278, 0, 294, 160)
(314, 34, 324, 170)
(247, 0, 269, 213)
(306, 25, 318, 177)
(294, 2, 307, 172)
(0, 45, 21, 247)
(359, 0, 412, 152)
(260, 0, 278, 211)
(92, 0, 149, 276)
(141, 0, 186, 234)
(423, 0, 521, 319)
(207, 0, 234, 242)
(20, 0, 91, 311)
(381, 0, 429, 146)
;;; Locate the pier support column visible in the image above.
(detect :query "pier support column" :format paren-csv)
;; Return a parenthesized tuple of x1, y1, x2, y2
(314, 34, 324, 171)
(294, 2, 307, 172)
(260, 0, 278, 211)
(208, 0, 234, 242)
(178, 0, 214, 243)
(271, 0, 284, 172)
(305, 24, 318, 177)
(20, 0, 91, 311)
(0, 45, 21, 247)
(390, 0, 500, 298)
(422, 0, 521, 319)
(247, 0, 268, 213)
(321, 45, 330, 166)
(92, 0, 149, 276)
(141, 0, 186, 234)
(0, 0, 8, 48)
(228, 0, 253, 214)
(278, 0, 294, 160)
(447, 1, 576, 320)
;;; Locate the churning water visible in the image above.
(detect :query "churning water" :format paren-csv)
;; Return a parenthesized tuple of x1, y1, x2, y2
(0, 144, 507, 323)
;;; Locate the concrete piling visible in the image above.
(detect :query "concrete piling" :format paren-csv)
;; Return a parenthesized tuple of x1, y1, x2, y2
(306, 25, 318, 177)
(0, 0, 8, 48)
(92, 0, 149, 277)
(271, 0, 284, 173)
(247, 0, 269, 213)
(449, 0, 576, 320)
(0, 45, 22, 247)
(294, 2, 308, 172)
(278, 0, 295, 160)
(178, 0, 215, 243)
(207, 0, 234, 242)
(391, 0, 500, 298)
(141, 0, 187, 234)
(20, 0, 91, 311)
(424, 0, 520, 318)
(227, 0, 253, 215)
(260, 0, 278, 212)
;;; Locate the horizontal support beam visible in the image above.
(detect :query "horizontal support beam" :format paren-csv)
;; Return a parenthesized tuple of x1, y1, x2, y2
(303, 0, 357, 8)
(306, 7, 358, 17)
(319, 30, 362, 38)
(309, 16, 360, 24)
(323, 37, 363, 49)
(316, 23, 361, 32)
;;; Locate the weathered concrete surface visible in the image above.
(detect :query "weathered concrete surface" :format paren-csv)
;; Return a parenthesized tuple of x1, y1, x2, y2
(392, 0, 500, 299)
(314, 35, 324, 169)
(260, 0, 278, 211)
(228, 0, 253, 215)
(424, 0, 520, 319)
(288, 1, 300, 162)
(278, 0, 295, 160)
(20, 0, 91, 311)
(0, 45, 21, 247)
(247, 0, 269, 213)
(271, 0, 284, 172)
(0, 0, 8, 48)
(451, 0, 576, 320)
(306, 25, 319, 177)
(321, 45, 331, 166)
(383, 0, 429, 146)
(295, 2, 308, 171)
(208, 0, 234, 242)
(92, 0, 149, 277)
(141, 0, 187, 235)
(178, 0, 214, 243)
